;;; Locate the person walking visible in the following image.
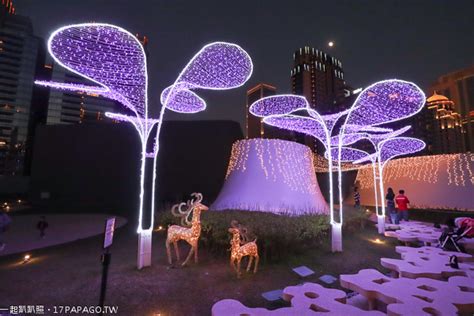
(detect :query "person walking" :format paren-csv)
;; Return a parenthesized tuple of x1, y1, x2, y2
(0, 210, 11, 251)
(37, 216, 49, 239)
(395, 190, 410, 222)
(353, 187, 361, 209)
(386, 188, 397, 224)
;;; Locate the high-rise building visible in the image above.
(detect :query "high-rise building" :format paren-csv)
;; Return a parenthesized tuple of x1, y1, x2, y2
(428, 66, 474, 151)
(0, 1, 47, 175)
(290, 46, 347, 114)
(422, 92, 464, 154)
(44, 67, 121, 125)
(245, 83, 276, 138)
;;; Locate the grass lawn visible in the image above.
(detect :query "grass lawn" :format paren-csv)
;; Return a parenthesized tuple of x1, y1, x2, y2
(0, 219, 400, 316)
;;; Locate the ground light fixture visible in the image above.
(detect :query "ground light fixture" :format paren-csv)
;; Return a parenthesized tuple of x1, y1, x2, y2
(22, 254, 31, 263)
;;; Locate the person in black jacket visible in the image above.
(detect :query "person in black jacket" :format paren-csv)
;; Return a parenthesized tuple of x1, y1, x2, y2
(386, 187, 397, 224)
(37, 216, 49, 239)
(353, 187, 361, 209)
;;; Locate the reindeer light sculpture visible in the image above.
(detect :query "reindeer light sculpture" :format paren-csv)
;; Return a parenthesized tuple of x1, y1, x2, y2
(166, 193, 208, 266)
(228, 220, 259, 278)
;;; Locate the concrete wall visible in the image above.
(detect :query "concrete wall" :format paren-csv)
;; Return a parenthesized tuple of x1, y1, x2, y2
(30, 120, 243, 215)
(0, 176, 29, 196)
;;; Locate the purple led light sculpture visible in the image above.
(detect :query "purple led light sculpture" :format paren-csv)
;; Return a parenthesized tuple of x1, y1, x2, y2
(373, 137, 425, 231)
(335, 79, 425, 243)
(250, 96, 357, 252)
(378, 137, 426, 167)
(332, 125, 414, 232)
(35, 23, 253, 269)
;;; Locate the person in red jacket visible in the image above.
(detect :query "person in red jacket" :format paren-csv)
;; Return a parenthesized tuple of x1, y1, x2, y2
(395, 190, 410, 222)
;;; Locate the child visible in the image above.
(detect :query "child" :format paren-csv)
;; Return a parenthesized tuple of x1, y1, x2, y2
(37, 216, 49, 238)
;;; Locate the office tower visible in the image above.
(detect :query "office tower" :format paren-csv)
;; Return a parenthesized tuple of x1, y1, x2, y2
(0, 1, 46, 175)
(290, 46, 347, 114)
(44, 66, 121, 125)
(428, 66, 474, 151)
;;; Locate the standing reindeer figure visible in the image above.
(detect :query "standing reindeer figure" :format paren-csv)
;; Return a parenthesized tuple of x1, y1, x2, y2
(228, 220, 259, 278)
(166, 193, 208, 266)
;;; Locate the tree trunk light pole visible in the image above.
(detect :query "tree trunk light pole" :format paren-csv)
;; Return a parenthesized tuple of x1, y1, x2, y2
(137, 229, 152, 269)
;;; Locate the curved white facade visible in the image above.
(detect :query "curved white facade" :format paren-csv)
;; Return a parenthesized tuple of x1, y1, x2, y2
(355, 153, 474, 211)
(211, 139, 329, 215)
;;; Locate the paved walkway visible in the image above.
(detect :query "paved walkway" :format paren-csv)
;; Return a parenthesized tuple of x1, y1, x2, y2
(0, 213, 127, 256)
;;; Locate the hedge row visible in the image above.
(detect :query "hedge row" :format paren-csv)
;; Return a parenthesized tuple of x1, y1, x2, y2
(156, 208, 368, 262)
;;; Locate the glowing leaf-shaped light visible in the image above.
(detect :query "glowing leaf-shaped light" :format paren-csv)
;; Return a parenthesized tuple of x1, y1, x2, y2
(345, 124, 394, 133)
(326, 147, 371, 162)
(347, 79, 425, 127)
(161, 85, 206, 113)
(366, 125, 412, 149)
(378, 137, 426, 167)
(263, 114, 327, 143)
(250, 95, 308, 117)
(178, 42, 253, 90)
(330, 133, 367, 147)
(44, 23, 148, 116)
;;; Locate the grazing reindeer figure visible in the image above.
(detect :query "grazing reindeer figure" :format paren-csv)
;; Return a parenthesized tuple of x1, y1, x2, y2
(228, 220, 259, 278)
(166, 193, 208, 266)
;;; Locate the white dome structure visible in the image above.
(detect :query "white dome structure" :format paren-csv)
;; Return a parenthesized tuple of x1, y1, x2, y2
(211, 139, 329, 215)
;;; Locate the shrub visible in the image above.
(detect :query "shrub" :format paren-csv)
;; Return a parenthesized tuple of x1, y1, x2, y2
(156, 208, 371, 263)
(156, 210, 330, 263)
(343, 207, 371, 232)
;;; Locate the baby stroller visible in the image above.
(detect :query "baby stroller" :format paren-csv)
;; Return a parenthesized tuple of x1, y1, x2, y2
(439, 217, 473, 253)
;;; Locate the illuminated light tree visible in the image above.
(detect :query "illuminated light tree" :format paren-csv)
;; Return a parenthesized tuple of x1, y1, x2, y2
(336, 79, 425, 246)
(250, 95, 359, 252)
(325, 147, 379, 219)
(354, 137, 426, 225)
(35, 23, 253, 269)
(331, 125, 413, 234)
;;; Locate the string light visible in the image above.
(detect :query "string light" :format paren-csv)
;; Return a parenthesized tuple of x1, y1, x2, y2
(378, 137, 426, 168)
(356, 153, 474, 188)
(249, 94, 307, 117)
(337, 79, 426, 239)
(166, 193, 208, 266)
(325, 147, 370, 162)
(215, 139, 326, 215)
(160, 85, 206, 113)
(249, 96, 353, 252)
(35, 23, 253, 268)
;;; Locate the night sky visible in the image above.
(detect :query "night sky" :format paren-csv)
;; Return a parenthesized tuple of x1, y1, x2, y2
(19, 0, 474, 126)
